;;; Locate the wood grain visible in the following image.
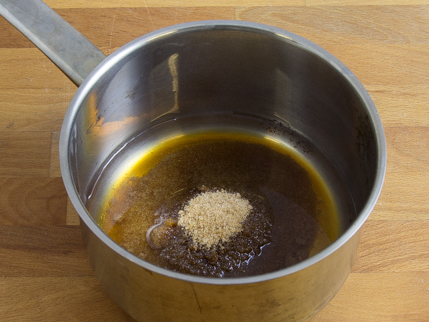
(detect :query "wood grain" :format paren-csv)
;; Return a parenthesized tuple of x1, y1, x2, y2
(0, 226, 90, 277)
(1, 273, 427, 321)
(57, 7, 236, 54)
(322, 44, 429, 86)
(0, 132, 52, 177)
(0, 178, 67, 225)
(352, 220, 429, 272)
(368, 85, 429, 127)
(374, 172, 429, 220)
(369, 126, 429, 220)
(40, 0, 429, 9)
(49, 132, 61, 178)
(0, 89, 67, 132)
(0, 49, 72, 89)
(0, 277, 134, 322)
(42, 0, 305, 8)
(0, 1, 428, 321)
(311, 272, 429, 322)
(237, 5, 429, 44)
(66, 198, 80, 226)
(307, 0, 429, 5)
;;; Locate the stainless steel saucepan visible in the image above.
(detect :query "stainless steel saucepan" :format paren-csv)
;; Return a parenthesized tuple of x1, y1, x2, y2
(0, 1, 386, 321)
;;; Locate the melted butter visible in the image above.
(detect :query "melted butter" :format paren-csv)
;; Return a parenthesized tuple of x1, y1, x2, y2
(97, 131, 341, 276)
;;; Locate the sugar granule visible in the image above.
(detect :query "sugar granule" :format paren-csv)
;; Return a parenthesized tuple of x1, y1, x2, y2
(177, 190, 252, 249)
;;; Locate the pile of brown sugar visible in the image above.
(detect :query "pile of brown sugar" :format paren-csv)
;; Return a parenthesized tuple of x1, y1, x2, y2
(177, 190, 253, 249)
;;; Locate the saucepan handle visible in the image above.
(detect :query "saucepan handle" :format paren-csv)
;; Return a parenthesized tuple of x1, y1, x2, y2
(0, 0, 106, 86)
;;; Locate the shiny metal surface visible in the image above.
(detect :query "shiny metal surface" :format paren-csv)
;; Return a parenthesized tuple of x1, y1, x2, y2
(59, 21, 386, 321)
(0, 4, 387, 320)
(82, 216, 361, 321)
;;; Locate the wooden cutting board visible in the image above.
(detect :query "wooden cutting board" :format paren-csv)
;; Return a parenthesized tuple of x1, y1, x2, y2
(0, 1, 428, 321)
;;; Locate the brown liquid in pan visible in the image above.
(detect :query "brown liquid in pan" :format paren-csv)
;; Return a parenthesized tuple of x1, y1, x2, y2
(97, 132, 340, 277)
